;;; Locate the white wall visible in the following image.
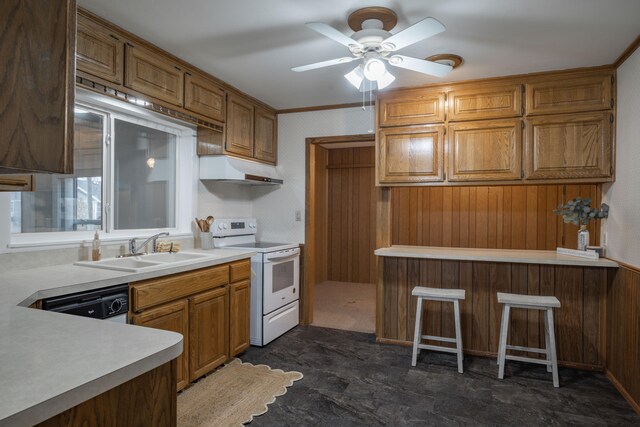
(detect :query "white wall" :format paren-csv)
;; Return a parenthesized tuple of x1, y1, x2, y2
(253, 107, 372, 244)
(602, 48, 640, 268)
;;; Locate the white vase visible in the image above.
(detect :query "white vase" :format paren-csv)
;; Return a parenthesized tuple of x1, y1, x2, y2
(577, 224, 590, 251)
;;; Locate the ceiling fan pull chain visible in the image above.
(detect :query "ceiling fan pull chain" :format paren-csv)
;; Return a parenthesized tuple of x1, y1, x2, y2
(368, 80, 374, 133)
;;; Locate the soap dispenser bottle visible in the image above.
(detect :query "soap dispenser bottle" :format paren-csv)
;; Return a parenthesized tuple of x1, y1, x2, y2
(92, 231, 101, 261)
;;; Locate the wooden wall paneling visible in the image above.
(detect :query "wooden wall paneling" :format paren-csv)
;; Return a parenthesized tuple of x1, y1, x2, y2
(471, 263, 490, 352)
(421, 260, 443, 344)
(489, 263, 511, 352)
(582, 268, 602, 366)
(397, 258, 408, 341)
(510, 265, 529, 356)
(384, 258, 398, 338)
(441, 260, 459, 346)
(525, 186, 538, 249)
(407, 259, 421, 342)
(451, 188, 461, 247)
(429, 188, 444, 246)
(459, 262, 474, 350)
(502, 187, 513, 249)
(468, 187, 477, 248)
(376, 187, 392, 337)
(475, 187, 489, 248)
(459, 187, 470, 248)
(420, 187, 431, 246)
(555, 266, 584, 364)
(526, 265, 542, 359)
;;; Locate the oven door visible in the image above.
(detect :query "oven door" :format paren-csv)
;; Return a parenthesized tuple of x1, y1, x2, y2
(262, 248, 300, 314)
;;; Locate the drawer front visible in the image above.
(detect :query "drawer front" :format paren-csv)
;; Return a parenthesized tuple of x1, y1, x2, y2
(229, 259, 251, 283)
(131, 264, 228, 312)
(263, 300, 299, 346)
(0, 175, 33, 192)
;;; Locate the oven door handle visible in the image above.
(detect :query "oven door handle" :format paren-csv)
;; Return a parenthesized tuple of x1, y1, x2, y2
(265, 252, 299, 262)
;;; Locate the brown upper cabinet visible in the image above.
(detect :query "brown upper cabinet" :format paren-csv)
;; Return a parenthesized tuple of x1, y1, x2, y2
(254, 107, 278, 163)
(524, 112, 612, 180)
(76, 12, 124, 85)
(225, 94, 255, 158)
(0, 0, 75, 175)
(447, 84, 523, 121)
(378, 125, 445, 184)
(184, 72, 226, 122)
(526, 74, 612, 115)
(0, 176, 34, 192)
(378, 88, 446, 127)
(447, 119, 522, 182)
(125, 44, 184, 106)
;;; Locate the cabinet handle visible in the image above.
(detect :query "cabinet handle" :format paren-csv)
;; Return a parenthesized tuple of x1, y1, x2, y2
(175, 66, 182, 71)
(109, 34, 120, 41)
(0, 179, 29, 186)
(126, 42, 134, 48)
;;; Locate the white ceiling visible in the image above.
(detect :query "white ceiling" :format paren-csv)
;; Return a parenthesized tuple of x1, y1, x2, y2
(78, 0, 640, 110)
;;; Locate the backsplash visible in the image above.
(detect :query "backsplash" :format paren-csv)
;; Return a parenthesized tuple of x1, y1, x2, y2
(0, 237, 194, 273)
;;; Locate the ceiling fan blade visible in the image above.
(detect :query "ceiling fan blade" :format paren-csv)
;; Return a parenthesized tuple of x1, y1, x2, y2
(292, 56, 357, 72)
(381, 17, 445, 52)
(388, 55, 452, 78)
(305, 22, 363, 49)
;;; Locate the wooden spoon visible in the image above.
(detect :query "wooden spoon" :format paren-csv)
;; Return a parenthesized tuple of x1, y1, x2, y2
(206, 216, 214, 232)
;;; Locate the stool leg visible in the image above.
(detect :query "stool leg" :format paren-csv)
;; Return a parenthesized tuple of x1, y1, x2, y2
(453, 300, 464, 373)
(497, 304, 510, 379)
(543, 310, 552, 373)
(411, 297, 424, 367)
(545, 308, 560, 387)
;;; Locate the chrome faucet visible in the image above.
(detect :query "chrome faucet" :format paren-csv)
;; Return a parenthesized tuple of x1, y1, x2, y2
(128, 232, 170, 255)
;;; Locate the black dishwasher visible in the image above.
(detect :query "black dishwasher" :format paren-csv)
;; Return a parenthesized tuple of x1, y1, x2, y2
(42, 284, 129, 323)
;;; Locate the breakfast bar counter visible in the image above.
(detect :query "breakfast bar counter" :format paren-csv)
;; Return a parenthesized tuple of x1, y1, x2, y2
(374, 246, 618, 371)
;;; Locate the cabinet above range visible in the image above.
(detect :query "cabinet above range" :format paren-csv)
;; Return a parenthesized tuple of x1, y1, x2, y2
(75, 8, 277, 165)
(376, 67, 615, 187)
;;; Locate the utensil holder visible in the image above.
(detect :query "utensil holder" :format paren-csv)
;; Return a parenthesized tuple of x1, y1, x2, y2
(200, 231, 214, 250)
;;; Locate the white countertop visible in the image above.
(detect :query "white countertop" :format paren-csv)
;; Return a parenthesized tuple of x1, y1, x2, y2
(0, 248, 255, 425)
(374, 246, 619, 268)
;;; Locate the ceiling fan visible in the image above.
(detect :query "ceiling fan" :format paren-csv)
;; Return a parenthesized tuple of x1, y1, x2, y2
(291, 7, 454, 91)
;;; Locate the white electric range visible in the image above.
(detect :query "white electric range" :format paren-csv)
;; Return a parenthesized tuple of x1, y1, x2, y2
(211, 218, 300, 346)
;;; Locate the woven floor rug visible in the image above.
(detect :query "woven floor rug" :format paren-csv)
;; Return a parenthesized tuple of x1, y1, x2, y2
(177, 358, 303, 426)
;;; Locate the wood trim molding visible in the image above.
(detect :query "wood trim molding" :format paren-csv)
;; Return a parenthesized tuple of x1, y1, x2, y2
(614, 34, 640, 69)
(606, 370, 640, 415)
(277, 102, 363, 115)
(609, 258, 640, 275)
(307, 134, 374, 145)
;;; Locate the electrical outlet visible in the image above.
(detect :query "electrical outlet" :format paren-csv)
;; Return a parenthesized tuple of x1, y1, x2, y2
(295, 210, 301, 221)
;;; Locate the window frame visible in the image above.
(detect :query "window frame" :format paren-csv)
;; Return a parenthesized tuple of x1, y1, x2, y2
(8, 90, 197, 249)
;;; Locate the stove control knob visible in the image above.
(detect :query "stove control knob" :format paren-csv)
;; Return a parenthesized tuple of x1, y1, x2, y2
(218, 224, 224, 230)
(223, 223, 228, 229)
(110, 298, 123, 313)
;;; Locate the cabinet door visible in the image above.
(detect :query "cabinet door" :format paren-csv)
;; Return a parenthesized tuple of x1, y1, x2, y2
(125, 44, 184, 106)
(225, 94, 254, 157)
(447, 84, 523, 121)
(448, 119, 522, 182)
(76, 13, 124, 84)
(254, 107, 277, 163)
(526, 74, 612, 115)
(229, 280, 251, 357)
(0, 0, 75, 175)
(131, 299, 189, 391)
(378, 125, 444, 184)
(378, 89, 446, 127)
(524, 112, 612, 180)
(189, 286, 229, 381)
(0, 175, 34, 192)
(184, 73, 226, 122)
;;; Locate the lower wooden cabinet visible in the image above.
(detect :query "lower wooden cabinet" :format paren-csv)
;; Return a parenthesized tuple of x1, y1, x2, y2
(378, 125, 445, 184)
(229, 280, 251, 356)
(189, 286, 229, 382)
(131, 299, 189, 391)
(524, 112, 612, 180)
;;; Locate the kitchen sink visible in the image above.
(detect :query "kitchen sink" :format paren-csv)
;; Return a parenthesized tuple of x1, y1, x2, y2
(74, 252, 219, 273)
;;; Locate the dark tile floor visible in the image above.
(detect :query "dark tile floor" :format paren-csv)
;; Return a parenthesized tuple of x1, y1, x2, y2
(241, 326, 639, 426)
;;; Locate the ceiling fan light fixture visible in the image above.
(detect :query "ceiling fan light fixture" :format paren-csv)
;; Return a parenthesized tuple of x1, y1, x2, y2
(388, 56, 403, 66)
(344, 65, 365, 89)
(376, 70, 395, 89)
(363, 58, 386, 81)
(381, 41, 396, 51)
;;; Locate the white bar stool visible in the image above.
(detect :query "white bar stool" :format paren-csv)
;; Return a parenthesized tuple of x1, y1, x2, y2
(411, 287, 466, 373)
(496, 292, 561, 387)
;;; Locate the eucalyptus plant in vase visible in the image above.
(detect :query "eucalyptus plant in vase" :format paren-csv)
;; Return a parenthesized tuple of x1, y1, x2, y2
(553, 197, 609, 250)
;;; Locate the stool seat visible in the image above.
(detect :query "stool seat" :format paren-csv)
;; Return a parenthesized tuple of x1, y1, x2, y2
(497, 292, 560, 308)
(411, 286, 465, 373)
(412, 287, 466, 301)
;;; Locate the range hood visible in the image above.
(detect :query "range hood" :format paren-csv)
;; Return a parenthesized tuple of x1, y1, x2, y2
(199, 156, 283, 185)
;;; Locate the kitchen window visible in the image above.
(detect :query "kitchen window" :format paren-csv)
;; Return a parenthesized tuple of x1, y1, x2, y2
(9, 91, 196, 247)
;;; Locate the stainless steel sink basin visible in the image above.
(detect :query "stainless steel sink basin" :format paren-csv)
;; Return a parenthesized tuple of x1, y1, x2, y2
(74, 251, 219, 272)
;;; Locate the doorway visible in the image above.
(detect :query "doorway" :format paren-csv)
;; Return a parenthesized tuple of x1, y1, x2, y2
(305, 134, 377, 333)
